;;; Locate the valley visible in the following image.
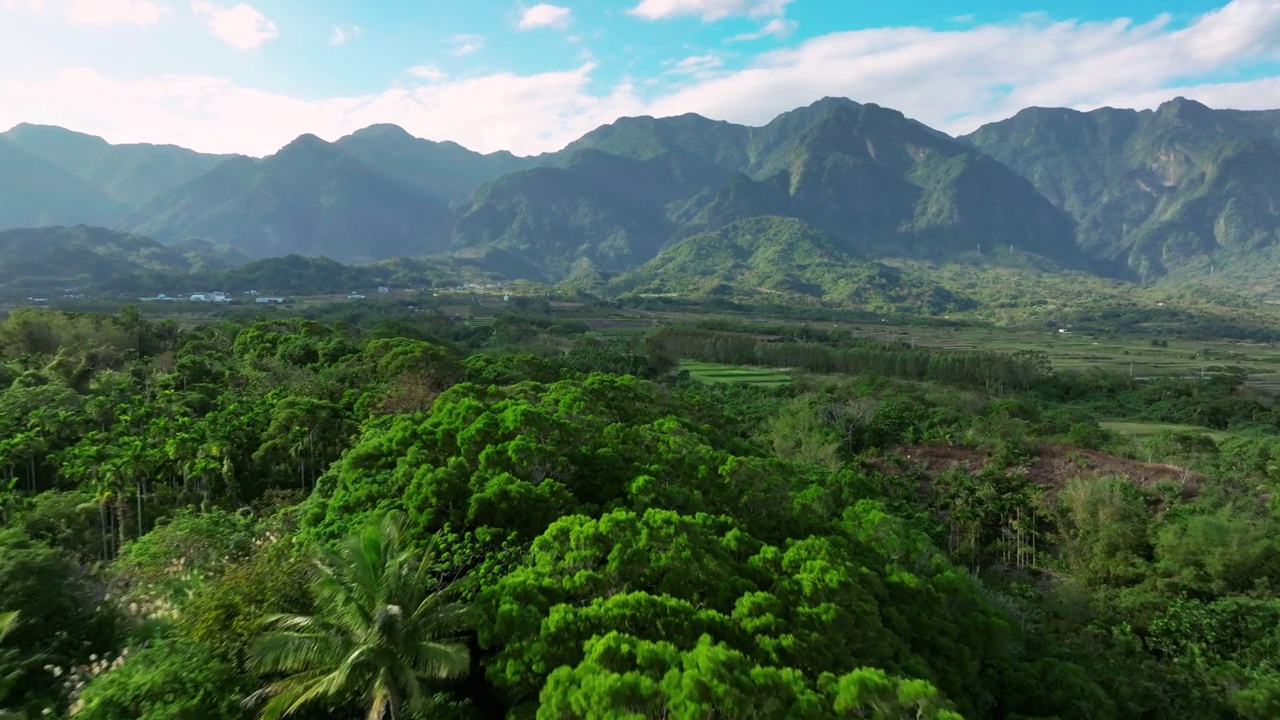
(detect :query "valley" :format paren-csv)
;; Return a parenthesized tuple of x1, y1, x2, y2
(5, 92, 1280, 720)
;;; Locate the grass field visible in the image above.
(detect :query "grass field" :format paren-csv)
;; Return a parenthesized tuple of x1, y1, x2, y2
(626, 308, 1280, 388)
(679, 361, 792, 387)
(1101, 421, 1232, 442)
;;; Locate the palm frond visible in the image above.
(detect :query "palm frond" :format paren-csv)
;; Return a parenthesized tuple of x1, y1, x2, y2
(250, 629, 346, 675)
(413, 641, 470, 680)
(246, 511, 471, 720)
(0, 613, 16, 644)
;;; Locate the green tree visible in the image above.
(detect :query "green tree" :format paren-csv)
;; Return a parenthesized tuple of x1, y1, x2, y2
(72, 637, 251, 720)
(245, 512, 470, 720)
(0, 611, 23, 720)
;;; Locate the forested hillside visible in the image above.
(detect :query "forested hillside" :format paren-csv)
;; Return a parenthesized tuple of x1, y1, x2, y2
(452, 99, 1084, 279)
(0, 226, 247, 294)
(7, 96, 1280, 288)
(1, 302, 1278, 720)
(611, 216, 974, 312)
(965, 98, 1280, 281)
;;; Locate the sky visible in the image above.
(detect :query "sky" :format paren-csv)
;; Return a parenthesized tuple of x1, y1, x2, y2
(1, 0, 1279, 156)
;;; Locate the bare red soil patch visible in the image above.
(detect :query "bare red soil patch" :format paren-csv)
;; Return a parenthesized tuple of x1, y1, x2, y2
(875, 444, 1205, 498)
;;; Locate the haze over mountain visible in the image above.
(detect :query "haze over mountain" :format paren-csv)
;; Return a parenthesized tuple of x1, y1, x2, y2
(1, 124, 235, 209)
(0, 226, 247, 294)
(3, 94, 1280, 290)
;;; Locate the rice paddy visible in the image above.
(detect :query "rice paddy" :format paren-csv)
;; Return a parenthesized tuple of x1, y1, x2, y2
(678, 360, 792, 387)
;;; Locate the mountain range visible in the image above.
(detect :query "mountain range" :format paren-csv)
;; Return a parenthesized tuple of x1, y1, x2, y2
(3, 95, 1280, 291)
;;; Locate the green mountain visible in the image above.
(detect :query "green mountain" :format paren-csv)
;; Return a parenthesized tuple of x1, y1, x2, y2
(10, 97, 1280, 290)
(334, 124, 533, 204)
(121, 134, 454, 263)
(0, 225, 204, 293)
(0, 139, 129, 229)
(0, 225, 499, 298)
(611, 216, 974, 313)
(93, 253, 502, 297)
(449, 148, 712, 278)
(167, 238, 254, 273)
(1, 124, 235, 208)
(964, 98, 1280, 280)
(457, 98, 1084, 279)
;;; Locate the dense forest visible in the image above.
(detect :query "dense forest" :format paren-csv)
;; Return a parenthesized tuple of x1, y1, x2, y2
(1, 302, 1278, 720)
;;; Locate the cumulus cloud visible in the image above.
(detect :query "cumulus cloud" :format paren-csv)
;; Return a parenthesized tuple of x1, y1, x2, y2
(629, 0, 792, 21)
(646, 0, 1280, 133)
(6, 0, 1280, 155)
(517, 3, 570, 30)
(190, 1, 277, 49)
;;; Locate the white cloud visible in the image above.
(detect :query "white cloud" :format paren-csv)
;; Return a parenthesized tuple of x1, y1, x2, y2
(190, 1, 277, 49)
(628, 0, 792, 21)
(517, 3, 570, 30)
(728, 17, 796, 41)
(667, 54, 723, 77)
(406, 64, 448, 81)
(2, 0, 46, 11)
(3, 0, 167, 25)
(330, 23, 359, 46)
(6, 0, 1280, 157)
(450, 33, 485, 56)
(65, 0, 167, 26)
(0, 64, 643, 156)
(646, 0, 1280, 134)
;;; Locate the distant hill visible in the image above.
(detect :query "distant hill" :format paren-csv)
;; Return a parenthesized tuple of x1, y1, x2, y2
(334, 124, 533, 205)
(610, 216, 974, 313)
(0, 226, 198, 293)
(1, 124, 235, 208)
(0, 122, 533, 263)
(450, 148, 717, 279)
(0, 140, 129, 229)
(8, 96, 1280, 293)
(167, 238, 254, 273)
(456, 98, 1085, 279)
(120, 134, 454, 263)
(964, 98, 1280, 281)
(93, 253, 503, 298)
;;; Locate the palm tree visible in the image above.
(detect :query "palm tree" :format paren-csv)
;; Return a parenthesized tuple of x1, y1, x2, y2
(0, 611, 24, 720)
(245, 513, 470, 720)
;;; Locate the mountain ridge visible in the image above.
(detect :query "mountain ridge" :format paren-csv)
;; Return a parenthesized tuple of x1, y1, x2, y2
(4, 96, 1280, 289)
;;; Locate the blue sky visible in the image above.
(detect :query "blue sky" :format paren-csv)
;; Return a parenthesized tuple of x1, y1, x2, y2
(1, 0, 1278, 155)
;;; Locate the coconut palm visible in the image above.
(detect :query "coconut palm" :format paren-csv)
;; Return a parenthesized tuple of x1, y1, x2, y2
(245, 513, 470, 720)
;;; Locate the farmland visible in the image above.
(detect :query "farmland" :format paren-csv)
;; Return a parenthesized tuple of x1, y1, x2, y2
(677, 360, 793, 387)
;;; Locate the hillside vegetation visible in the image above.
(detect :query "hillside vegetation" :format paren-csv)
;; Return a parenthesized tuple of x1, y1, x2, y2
(613, 216, 974, 313)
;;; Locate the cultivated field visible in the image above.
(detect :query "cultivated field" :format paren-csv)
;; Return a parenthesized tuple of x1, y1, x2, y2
(678, 360, 792, 387)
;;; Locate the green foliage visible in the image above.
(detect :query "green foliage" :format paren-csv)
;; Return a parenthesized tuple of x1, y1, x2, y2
(246, 511, 470, 720)
(965, 98, 1280, 281)
(0, 528, 117, 714)
(0, 301, 1279, 720)
(73, 636, 252, 720)
(110, 509, 260, 611)
(612, 216, 974, 313)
